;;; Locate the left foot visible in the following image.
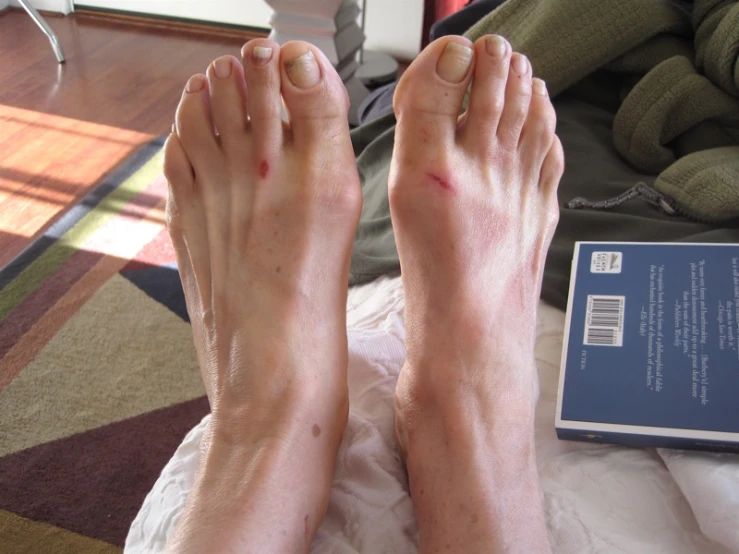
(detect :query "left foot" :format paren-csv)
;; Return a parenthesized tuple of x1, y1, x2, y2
(388, 34, 563, 553)
(163, 39, 361, 552)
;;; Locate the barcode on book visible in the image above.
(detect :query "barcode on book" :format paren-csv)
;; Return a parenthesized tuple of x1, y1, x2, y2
(583, 295, 625, 347)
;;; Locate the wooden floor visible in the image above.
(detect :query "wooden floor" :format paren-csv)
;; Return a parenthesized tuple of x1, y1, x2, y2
(0, 9, 260, 268)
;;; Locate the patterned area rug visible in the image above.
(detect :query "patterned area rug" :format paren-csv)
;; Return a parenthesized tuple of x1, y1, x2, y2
(0, 138, 207, 553)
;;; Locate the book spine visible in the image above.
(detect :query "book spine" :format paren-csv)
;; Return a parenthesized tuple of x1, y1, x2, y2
(556, 428, 739, 454)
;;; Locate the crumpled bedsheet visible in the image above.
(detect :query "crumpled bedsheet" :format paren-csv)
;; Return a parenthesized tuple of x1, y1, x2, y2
(125, 276, 739, 553)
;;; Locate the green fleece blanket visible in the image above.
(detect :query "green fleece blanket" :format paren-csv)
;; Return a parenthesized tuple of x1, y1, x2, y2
(464, 0, 739, 221)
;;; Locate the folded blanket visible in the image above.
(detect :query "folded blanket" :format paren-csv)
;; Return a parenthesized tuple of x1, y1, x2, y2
(126, 277, 739, 553)
(464, 0, 739, 221)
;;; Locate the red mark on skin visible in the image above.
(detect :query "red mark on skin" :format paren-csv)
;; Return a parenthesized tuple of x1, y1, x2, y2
(312, 423, 321, 437)
(258, 160, 269, 179)
(425, 172, 456, 194)
(304, 515, 310, 543)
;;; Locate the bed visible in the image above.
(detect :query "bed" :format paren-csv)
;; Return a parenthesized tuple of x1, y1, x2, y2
(125, 275, 739, 553)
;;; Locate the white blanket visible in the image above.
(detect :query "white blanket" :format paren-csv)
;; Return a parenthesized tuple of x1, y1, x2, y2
(125, 276, 739, 553)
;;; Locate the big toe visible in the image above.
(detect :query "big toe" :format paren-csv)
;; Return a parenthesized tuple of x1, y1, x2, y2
(392, 36, 474, 154)
(279, 41, 350, 150)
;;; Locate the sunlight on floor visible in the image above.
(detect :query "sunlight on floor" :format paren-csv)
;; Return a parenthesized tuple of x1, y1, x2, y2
(0, 104, 155, 266)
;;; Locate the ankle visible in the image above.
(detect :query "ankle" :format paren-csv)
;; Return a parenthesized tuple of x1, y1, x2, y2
(398, 351, 539, 415)
(395, 361, 537, 471)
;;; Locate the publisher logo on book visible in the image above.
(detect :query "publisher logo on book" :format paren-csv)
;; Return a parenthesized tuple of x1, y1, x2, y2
(591, 251, 622, 274)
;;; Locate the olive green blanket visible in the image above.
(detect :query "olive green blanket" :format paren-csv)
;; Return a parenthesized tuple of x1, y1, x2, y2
(464, 0, 739, 221)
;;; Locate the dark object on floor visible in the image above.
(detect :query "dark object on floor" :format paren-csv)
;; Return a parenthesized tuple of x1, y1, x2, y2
(430, 0, 506, 41)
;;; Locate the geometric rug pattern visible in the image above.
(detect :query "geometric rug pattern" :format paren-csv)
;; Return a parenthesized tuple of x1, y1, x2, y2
(0, 138, 207, 552)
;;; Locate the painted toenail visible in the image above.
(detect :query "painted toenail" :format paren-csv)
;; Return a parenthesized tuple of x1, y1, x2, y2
(437, 42, 473, 83)
(285, 50, 321, 89)
(512, 53, 530, 75)
(485, 35, 507, 58)
(252, 46, 273, 65)
(532, 78, 547, 96)
(213, 57, 232, 79)
(186, 75, 205, 93)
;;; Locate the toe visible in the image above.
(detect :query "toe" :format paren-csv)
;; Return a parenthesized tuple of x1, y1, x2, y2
(496, 52, 532, 149)
(393, 36, 475, 150)
(206, 55, 248, 154)
(539, 134, 565, 196)
(518, 78, 556, 175)
(163, 130, 195, 195)
(279, 41, 350, 148)
(175, 74, 223, 174)
(242, 39, 283, 151)
(163, 130, 213, 307)
(460, 35, 511, 149)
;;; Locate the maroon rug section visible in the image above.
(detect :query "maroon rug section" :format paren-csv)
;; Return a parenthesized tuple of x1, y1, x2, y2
(0, 396, 209, 547)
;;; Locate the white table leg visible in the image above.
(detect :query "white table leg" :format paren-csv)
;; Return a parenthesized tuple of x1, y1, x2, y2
(265, 0, 369, 125)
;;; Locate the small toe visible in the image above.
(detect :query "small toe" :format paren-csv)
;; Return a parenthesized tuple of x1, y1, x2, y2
(279, 41, 349, 148)
(163, 130, 195, 195)
(518, 78, 556, 175)
(393, 36, 475, 150)
(175, 74, 222, 173)
(163, 128, 213, 302)
(539, 134, 565, 196)
(206, 55, 248, 154)
(460, 35, 511, 149)
(242, 39, 283, 150)
(496, 52, 532, 149)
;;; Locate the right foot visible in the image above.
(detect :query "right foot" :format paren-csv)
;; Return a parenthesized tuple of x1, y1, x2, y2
(163, 39, 361, 552)
(389, 35, 563, 553)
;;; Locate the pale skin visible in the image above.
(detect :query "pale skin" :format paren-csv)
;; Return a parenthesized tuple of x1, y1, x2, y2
(163, 33, 562, 554)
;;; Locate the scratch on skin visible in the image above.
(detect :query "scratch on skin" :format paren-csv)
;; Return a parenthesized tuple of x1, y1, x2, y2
(425, 172, 455, 194)
(259, 160, 269, 179)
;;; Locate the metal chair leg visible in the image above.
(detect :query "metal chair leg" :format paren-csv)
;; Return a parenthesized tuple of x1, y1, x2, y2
(17, 0, 66, 63)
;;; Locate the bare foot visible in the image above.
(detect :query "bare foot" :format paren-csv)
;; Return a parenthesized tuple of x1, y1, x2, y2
(163, 39, 361, 553)
(390, 35, 563, 553)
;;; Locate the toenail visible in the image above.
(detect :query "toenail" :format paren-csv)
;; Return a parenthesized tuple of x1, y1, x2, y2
(437, 42, 473, 83)
(186, 75, 205, 93)
(213, 57, 232, 79)
(512, 53, 530, 76)
(285, 50, 321, 89)
(485, 35, 507, 58)
(252, 46, 273, 65)
(532, 78, 547, 96)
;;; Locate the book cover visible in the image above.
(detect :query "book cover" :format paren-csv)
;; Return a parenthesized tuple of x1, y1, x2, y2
(556, 242, 739, 452)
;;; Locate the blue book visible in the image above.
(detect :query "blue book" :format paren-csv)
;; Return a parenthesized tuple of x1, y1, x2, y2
(556, 242, 739, 452)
